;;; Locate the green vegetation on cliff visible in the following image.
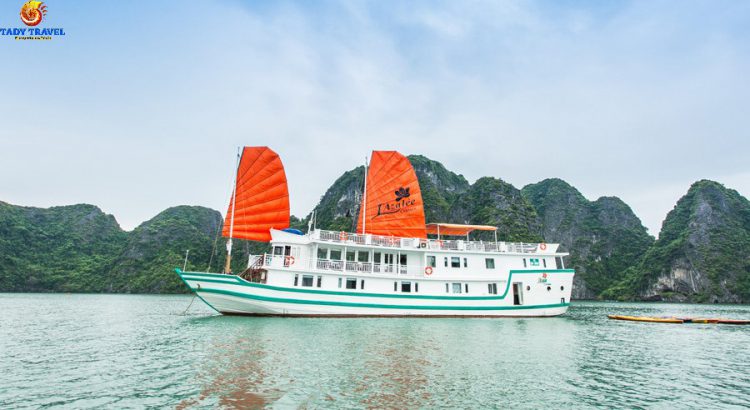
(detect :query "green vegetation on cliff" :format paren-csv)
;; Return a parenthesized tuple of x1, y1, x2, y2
(522, 179, 654, 299)
(0, 202, 126, 292)
(603, 180, 750, 303)
(2, 158, 749, 302)
(0, 204, 262, 293)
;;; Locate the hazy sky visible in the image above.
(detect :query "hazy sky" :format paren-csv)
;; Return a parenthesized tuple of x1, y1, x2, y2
(1, 1, 748, 236)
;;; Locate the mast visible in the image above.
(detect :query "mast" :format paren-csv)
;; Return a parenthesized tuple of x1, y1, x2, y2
(223, 147, 242, 274)
(362, 156, 369, 234)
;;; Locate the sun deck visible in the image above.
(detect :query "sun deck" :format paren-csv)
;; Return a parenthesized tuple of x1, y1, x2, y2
(312, 229, 559, 254)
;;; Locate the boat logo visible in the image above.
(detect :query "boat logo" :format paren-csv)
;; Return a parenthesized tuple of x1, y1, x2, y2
(538, 272, 549, 284)
(375, 186, 418, 218)
(394, 187, 411, 201)
(20, 1, 46, 26)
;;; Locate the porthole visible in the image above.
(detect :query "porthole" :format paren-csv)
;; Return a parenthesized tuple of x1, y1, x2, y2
(560, 285, 564, 291)
(526, 285, 531, 291)
(547, 286, 551, 292)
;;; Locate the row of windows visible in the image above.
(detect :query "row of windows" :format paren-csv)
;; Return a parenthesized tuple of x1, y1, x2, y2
(294, 274, 323, 288)
(426, 256, 497, 269)
(296, 274, 514, 296)
(294, 274, 367, 290)
(522, 257, 547, 268)
(317, 248, 408, 265)
(395, 281, 419, 293)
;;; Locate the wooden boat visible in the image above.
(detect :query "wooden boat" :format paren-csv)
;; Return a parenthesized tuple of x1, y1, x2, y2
(607, 315, 683, 324)
(716, 319, 750, 325)
(608, 315, 749, 325)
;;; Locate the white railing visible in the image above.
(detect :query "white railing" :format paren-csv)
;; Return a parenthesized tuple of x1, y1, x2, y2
(254, 254, 425, 277)
(313, 229, 546, 254)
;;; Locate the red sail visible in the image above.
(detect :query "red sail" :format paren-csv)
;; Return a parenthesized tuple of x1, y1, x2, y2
(222, 147, 290, 242)
(356, 151, 426, 238)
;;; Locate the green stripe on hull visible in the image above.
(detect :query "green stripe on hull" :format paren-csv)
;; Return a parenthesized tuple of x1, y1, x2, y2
(198, 287, 570, 311)
(176, 268, 574, 301)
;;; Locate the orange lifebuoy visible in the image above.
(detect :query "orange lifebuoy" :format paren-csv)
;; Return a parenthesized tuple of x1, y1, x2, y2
(424, 266, 433, 276)
(339, 231, 347, 241)
(285, 255, 295, 265)
(539, 243, 547, 251)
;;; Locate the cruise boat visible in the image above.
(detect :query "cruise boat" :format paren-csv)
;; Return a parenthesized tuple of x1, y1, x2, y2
(176, 147, 575, 316)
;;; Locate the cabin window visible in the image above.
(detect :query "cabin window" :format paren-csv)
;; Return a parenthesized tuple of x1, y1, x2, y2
(465, 284, 469, 293)
(451, 257, 461, 268)
(346, 278, 357, 289)
(302, 275, 314, 287)
(361, 279, 365, 290)
(374, 252, 381, 263)
(274, 246, 284, 256)
(444, 257, 448, 267)
(317, 276, 322, 288)
(346, 251, 356, 262)
(294, 274, 299, 286)
(543, 259, 547, 268)
(317, 248, 328, 259)
(555, 257, 563, 269)
(415, 282, 419, 293)
(445, 283, 449, 293)
(338, 277, 342, 288)
(401, 281, 412, 293)
(358, 251, 369, 263)
(488, 283, 498, 294)
(400, 254, 407, 265)
(427, 256, 436, 268)
(394, 282, 398, 291)
(463, 258, 468, 267)
(330, 249, 342, 260)
(452, 283, 462, 294)
(523, 258, 527, 268)
(485, 258, 495, 269)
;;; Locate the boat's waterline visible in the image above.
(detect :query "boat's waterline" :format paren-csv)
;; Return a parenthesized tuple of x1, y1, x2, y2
(177, 269, 573, 317)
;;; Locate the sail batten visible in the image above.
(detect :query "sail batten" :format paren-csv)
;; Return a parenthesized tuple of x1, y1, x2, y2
(222, 147, 290, 242)
(356, 151, 426, 238)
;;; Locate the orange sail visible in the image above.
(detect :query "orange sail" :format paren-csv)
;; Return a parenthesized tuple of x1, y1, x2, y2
(356, 151, 426, 238)
(222, 147, 290, 242)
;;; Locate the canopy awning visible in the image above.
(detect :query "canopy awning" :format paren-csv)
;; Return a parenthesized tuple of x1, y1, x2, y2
(425, 223, 498, 236)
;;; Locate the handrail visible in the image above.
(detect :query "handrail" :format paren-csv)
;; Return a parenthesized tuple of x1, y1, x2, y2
(312, 229, 549, 254)
(253, 254, 427, 277)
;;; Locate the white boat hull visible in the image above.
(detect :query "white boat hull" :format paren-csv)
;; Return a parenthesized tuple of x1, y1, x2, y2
(177, 270, 572, 317)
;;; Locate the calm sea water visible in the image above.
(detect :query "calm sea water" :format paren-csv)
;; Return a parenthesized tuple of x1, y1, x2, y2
(1, 294, 750, 409)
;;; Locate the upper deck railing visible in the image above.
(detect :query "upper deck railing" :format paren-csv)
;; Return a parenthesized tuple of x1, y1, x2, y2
(312, 229, 555, 254)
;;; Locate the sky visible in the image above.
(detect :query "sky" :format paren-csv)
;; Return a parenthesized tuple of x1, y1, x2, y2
(0, 0, 748, 236)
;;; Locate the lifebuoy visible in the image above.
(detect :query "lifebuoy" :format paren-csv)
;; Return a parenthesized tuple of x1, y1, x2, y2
(285, 255, 295, 265)
(339, 231, 347, 241)
(539, 243, 547, 251)
(424, 266, 433, 275)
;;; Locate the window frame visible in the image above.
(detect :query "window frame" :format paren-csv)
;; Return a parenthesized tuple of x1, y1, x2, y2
(451, 257, 461, 268)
